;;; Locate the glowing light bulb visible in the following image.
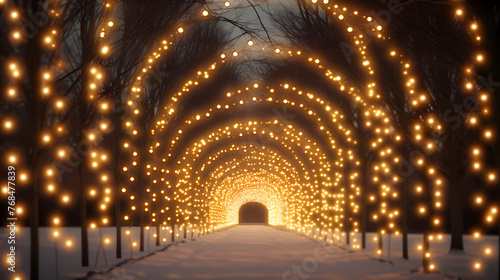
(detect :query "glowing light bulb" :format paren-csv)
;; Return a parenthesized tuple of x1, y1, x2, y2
(484, 130, 492, 139)
(488, 173, 496, 181)
(4, 121, 13, 129)
(8, 88, 16, 97)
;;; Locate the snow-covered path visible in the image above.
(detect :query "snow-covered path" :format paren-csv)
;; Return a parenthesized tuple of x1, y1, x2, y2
(89, 225, 463, 280)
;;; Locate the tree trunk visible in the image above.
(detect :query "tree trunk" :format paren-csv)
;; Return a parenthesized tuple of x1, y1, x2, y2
(27, 37, 43, 280)
(78, 0, 97, 266)
(377, 231, 383, 255)
(449, 168, 464, 251)
(155, 169, 161, 246)
(78, 151, 89, 266)
(156, 204, 161, 246)
(422, 174, 433, 273)
(139, 158, 145, 252)
(79, 146, 89, 266)
(113, 159, 122, 258)
(401, 182, 409, 259)
(344, 163, 350, 246)
(358, 141, 369, 249)
(475, 2, 500, 278)
(29, 155, 41, 280)
(423, 230, 430, 272)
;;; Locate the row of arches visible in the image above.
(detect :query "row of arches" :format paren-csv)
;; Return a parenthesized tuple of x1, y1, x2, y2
(2, 0, 495, 278)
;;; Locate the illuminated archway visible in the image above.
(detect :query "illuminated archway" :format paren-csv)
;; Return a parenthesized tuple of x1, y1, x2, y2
(3, 1, 496, 278)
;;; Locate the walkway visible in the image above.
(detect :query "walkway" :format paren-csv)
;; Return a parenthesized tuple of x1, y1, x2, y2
(89, 225, 447, 280)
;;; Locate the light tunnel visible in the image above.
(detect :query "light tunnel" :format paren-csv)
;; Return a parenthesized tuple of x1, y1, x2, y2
(115, 2, 496, 271)
(2, 0, 498, 279)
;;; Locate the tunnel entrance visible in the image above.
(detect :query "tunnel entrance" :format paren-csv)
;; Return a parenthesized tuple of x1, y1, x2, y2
(238, 202, 269, 224)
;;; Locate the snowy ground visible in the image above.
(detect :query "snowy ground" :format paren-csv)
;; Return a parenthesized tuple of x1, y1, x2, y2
(0, 225, 497, 279)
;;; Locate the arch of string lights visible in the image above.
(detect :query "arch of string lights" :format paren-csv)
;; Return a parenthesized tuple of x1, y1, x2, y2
(1, 0, 496, 277)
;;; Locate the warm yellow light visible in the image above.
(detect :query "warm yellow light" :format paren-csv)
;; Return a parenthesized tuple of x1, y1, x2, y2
(488, 173, 496, 181)
(484, 130, 492, 139)
(8, 88, 16, 97)
(4, 120, 13, 129)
